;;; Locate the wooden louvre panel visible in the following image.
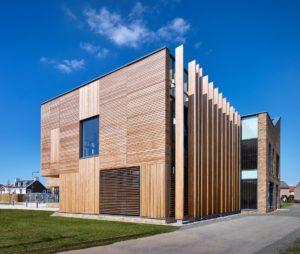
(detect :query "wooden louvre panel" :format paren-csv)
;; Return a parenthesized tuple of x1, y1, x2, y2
(100, 167, 140, 216)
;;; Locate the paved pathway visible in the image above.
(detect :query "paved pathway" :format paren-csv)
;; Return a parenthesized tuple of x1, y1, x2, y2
(60, 204, 300, 254)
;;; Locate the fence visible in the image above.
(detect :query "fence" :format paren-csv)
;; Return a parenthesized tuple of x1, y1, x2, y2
(0, 194, 24, 203)
(23, 193, 59, 203)
(0, 193, 58, 204)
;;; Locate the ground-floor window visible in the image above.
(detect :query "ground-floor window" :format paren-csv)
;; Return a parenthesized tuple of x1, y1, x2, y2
(241, 179, 257, 209)
(100, 167, 140, 216)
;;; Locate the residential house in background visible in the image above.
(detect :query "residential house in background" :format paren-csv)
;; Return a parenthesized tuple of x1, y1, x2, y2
(3, 177, 47, 194)
(289, 186, 295, 196)
(294, 183, 300, 202)
(0, 184, 5, 194)
(42, 45, 241, 224)
(280, 181, 290, 198)
(241, 113, 281, 213)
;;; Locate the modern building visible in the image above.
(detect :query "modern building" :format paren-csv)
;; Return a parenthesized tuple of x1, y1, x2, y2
(241, 112, 281, 213)
(2, 177, 47, 194)
(41, 45, 241, 223)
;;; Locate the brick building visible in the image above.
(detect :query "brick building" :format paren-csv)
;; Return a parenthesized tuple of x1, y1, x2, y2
(241, 112, 281, 212)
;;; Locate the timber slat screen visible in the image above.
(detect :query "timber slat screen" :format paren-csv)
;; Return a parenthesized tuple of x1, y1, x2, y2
(186, 58, 241, 220)
(100, 167, 140, 216)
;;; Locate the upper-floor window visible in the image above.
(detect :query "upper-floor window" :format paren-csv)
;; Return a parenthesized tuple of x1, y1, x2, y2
(80, 116, 99, 158)
(241, 139, 258, 169)
(242, 116, 258, 140)
(276, 154, 280, 177)
(267, 143, 271, 173)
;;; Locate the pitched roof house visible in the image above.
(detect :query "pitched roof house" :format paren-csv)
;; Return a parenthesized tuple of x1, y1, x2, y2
(280, 181, 290, 198)
(3, 178, 47, 194)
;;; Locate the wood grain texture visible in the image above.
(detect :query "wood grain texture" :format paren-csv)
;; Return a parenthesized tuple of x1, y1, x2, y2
(50, 128, 60, 163)
(60, 157, 100, 213)
(175, 45, 184, 220)
(79, 80, 99, 120)
(140, 163, 166, 218)
(188, 60, 196, 217)
(46, 176, 60, 187)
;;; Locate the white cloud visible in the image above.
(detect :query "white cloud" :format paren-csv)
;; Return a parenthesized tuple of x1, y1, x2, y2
(80, 42, 109, 58)
(40, 57, 85, 74)
(157, 18, 190, 43)
(83, 7, 152, 48)
(56, 59, 85, 74)
(40, 56, 48, 63)
(40, 57, 55, 64)
(83, 6, 190, 48)
(194, 41, 203, 49)
(129, 2, 146, 18)
(63, 7, 77, 20)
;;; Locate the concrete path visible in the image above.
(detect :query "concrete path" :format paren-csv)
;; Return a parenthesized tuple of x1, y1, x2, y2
(0, 203, 58, 211)
(60, 204, 300, 254)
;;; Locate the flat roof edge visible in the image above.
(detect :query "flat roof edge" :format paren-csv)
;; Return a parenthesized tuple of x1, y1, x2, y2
(41, 46, 168, 105)
(242, 112, 281, 127)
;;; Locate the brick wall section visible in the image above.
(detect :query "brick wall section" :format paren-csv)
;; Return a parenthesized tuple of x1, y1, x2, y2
(258, 113, 268, 212)
(266, 114, 281, 210)
(258, 113, 280, 213)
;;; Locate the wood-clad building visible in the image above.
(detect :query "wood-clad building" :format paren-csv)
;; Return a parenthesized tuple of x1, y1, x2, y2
(41, 45, 241, 223)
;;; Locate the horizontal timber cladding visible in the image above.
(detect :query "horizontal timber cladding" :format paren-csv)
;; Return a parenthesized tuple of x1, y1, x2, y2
(100, 167, 140, 216)
(187, 61, 241, 219)
(41, 48, 169, 217)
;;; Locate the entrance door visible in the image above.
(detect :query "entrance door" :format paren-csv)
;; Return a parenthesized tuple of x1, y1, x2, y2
(241, 179, 257, 209)
(268, 182, 274, 210)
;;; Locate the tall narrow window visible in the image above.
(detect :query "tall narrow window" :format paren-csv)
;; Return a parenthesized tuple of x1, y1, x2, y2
(80, 116, 99, 158)
(276, 154, 280, 177)
(268, 143, 271, 173)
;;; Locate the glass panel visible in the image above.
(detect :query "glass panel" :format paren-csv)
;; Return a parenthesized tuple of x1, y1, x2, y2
(241, 139, 257, 169)
(242, 116, 258, 140)
(81, 116, 99, 158)
(241, 179, 257, 209)
(242, 170, 258, 179)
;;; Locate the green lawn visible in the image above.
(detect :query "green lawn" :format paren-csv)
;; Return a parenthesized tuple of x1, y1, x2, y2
(281, 237, 300, 254)
(280, 202, 294, 209)
(0, 209, 177, 254)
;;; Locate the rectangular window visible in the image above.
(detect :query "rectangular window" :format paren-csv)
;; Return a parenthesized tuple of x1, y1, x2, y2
(241, 179, 257, 209)
(242, 170, 258, 179)
(276, 154, 280, 177)
(267, 143, 271, 173)
(80, 116, 99, 158)
(242, 116, 258, 140)
(241, 139, 258, 169)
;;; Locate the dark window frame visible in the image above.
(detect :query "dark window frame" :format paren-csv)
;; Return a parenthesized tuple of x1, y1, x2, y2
(241, 138, 258, 170)
(80, 115, 100, 159)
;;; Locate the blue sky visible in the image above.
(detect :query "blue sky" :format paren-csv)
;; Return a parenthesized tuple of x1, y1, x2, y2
(0, 0, 299, 185)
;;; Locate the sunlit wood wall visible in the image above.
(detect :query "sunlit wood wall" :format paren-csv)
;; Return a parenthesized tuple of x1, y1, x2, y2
(186, 58, 241, 219)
